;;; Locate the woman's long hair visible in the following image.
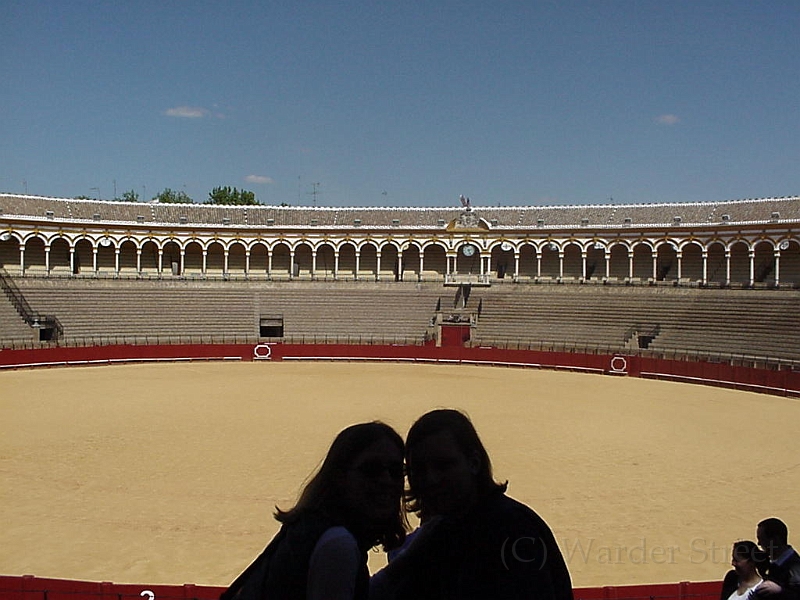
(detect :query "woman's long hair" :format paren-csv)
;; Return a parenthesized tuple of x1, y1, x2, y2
(274, 421, 406, 550)
(404, 408, 506, 518)
(732, 540, 769, 578)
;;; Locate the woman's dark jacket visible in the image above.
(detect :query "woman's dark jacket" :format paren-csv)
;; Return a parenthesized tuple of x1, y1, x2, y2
(220, 513, 368, 600)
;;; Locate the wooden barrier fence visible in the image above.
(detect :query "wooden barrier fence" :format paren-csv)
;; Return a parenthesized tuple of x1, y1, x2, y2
(1, 343, 798, 397)
(0, 575, 722, 600)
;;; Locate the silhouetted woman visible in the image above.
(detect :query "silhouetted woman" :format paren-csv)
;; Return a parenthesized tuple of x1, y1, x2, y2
(222, 422, 406, 600)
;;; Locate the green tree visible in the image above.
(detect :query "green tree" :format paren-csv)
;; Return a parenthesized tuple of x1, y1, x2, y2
(121, 189, 139, 202)
(206, 186, 258, 205)
(153, 188, 194, 204)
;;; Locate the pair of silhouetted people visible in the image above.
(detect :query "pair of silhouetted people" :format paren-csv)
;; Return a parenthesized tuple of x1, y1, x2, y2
(221, 409, 573, 600)
(721, 519, 800, 600)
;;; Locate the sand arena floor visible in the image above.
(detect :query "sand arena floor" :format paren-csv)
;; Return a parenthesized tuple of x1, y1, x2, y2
(1, 361, 798, 588)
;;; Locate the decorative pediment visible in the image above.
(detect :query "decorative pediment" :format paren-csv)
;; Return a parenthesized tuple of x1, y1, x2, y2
(446, 209, 490, 233)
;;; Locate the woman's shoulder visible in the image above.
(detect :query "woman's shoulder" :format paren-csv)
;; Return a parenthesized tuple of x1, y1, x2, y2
(314, 526, 360, 554)
(307, 527, 366, 600)
(271, 513, 343, 563)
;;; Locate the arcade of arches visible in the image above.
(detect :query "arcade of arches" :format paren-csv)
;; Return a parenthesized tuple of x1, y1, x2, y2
(1, 234, 799, 287)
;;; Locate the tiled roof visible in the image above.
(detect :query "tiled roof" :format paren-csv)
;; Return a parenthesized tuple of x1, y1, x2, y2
(1, 194, 798, 229)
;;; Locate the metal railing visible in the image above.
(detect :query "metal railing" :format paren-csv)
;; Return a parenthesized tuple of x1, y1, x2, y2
(1, 334, 797, 369)
(0, 333, 426, 351)
(0, 266, 63, 340)
(6, 269, 800, 289)
(468, 337, 800, 369)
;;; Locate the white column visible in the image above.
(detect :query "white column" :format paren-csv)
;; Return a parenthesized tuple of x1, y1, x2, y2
(224, 249, 229, 275)
(398, 253, 403, 281)
(581, 250, 587, 280)
(376, 252, 382, 281)
(725, 249, 731, 286)
(92, 247, 98, 273)
(748, 250, 755, 287)
(19, 246, 25, 276)
(115, 248, 120, 276)
(604, 251, 610, 279)
(774, 249, 781, 288)
(202, 251, 208, 275)
(70, 247, 76, 275)
(45, 245, 51, 274)
(311, 249, 317, 280)
(676, 251, 683, 281)
(136, 248, 141, 274)
(354, 251, 360, 281)
(559, 251, 564, 279)
(267, 250, 272, 278)
(514, 252, 519, 280)
(158, 249, 163, 274)
(334, 252, 339, 280)
(701, 250, 708, 285)
(180, 249, 185, 276)
(289, 249, 295, 280)
(245, 250, 251, 276)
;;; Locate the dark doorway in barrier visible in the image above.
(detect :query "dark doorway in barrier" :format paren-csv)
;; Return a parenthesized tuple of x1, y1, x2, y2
(260, 315, 284, 337)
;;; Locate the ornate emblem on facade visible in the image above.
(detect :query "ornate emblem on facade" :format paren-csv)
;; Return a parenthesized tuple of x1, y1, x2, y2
(446, 195, 488, 232)
(455, 210, 480, 229)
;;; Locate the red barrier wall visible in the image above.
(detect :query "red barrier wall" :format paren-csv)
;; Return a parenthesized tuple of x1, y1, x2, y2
(0, 344, 249, 368)
(1, 343, 798, 397)
(0, 575, 722, 600)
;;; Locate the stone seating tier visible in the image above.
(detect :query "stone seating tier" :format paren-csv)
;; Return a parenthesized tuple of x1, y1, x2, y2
(4, 278, 799, 364)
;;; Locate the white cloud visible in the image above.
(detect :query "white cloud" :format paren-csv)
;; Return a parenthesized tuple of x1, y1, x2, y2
(655, 114, 680, 125)
(164, 106, 210, 118)
(245, 175, 275, 185)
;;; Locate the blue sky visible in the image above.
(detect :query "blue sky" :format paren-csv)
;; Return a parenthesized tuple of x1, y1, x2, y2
(2, 1, 799, 207)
